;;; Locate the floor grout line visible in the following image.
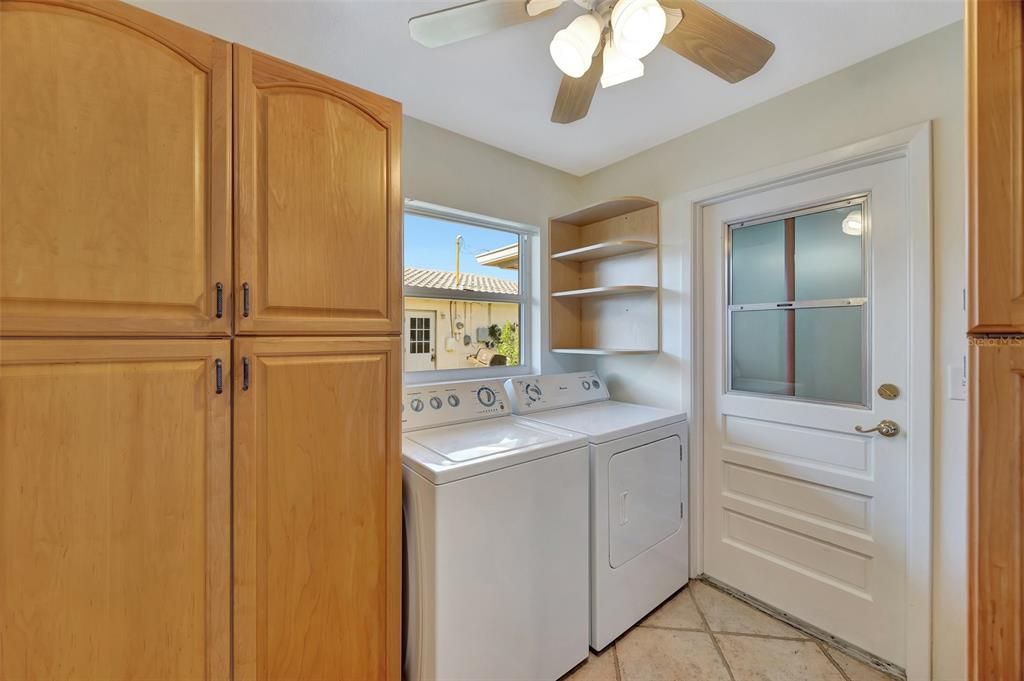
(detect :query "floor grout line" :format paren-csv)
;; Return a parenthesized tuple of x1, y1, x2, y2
(636, 623, 708, 633)
(690, 584, 737, 681)
(819, 641, 855, 681)
(611, 643, 622, 681)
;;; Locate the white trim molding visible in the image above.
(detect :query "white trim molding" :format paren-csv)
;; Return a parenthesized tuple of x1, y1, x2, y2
(685, 123, 933, 680)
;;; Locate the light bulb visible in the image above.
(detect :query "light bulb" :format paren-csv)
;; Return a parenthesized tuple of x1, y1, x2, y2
(550, 14, 602, 78)
(611, 0, 666, 60)
(842, 210, 863, 236)
(601, 38, 644, 88)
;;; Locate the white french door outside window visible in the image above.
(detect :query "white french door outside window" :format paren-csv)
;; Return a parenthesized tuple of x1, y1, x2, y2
(405, 310, 436, 372)
(702, 157, 911, 666)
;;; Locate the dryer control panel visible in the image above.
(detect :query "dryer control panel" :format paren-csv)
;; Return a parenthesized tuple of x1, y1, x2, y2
(402, 379, 509, 432)
(504, 372, 610, 413)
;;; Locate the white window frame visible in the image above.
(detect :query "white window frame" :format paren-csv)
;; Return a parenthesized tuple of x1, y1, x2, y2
(403, 199, 535, 384)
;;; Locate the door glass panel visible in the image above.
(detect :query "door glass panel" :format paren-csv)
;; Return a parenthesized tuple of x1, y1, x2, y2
(794, 207, 864, 300)
(731, 205, 865, 305)
(730, 306, 865, 404)
(728, 198, 868, 406)
(731, 220, 786, 305)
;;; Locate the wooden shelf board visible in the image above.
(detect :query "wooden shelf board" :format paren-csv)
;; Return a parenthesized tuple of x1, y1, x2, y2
(551, 240, 657, 262)
(551, 285, 657, 299)
(551, 348, 659, 355)
(552, 196, 658, 226)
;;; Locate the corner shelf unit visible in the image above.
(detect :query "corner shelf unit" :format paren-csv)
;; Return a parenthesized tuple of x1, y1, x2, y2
(549, 197, 660, 355)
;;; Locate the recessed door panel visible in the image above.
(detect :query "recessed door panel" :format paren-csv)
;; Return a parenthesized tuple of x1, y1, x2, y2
(0, 339, 230, 680)
(608, 436, 683, 568)
(235, 47, 402, 335)
(233, 336, 401, 680)
(0, 1, 231, 335)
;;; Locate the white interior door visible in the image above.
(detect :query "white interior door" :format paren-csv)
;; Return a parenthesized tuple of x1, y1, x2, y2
(405, 310, 436, 372)
(702, 158, 909, 665)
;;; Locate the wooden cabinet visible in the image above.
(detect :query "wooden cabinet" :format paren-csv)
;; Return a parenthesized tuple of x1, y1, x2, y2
(0, 339, 231, 680)
(968, 340, 1024, 680)
(0, 0, 232, 336)
(966, 0, 1024, 333)
(233, 336, 401, 680)
(234, 46, 403, 336)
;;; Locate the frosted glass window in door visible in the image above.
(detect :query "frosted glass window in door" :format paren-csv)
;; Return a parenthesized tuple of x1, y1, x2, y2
(728, 199, 868, 406)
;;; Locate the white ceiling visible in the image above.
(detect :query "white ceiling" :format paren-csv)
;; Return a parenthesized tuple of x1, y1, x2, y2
(131, 0, 962, 176)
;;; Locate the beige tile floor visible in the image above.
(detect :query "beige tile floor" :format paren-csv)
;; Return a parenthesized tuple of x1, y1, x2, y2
(564, 581, 900, 681)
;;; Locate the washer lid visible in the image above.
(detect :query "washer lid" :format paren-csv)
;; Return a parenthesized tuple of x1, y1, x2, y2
(407, 419, 560, 461)
(402, 416, 587, 484)
(521, 401, 686, 444)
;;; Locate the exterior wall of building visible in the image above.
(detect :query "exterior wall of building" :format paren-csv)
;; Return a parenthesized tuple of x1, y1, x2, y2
(405, 297, 520, 371)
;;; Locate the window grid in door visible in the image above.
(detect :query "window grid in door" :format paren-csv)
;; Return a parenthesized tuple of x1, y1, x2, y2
(725, 195, 871, 407)
(408, 315, 432, 355)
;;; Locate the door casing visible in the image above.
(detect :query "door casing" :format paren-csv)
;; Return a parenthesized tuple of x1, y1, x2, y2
(685, 124, 933, 680)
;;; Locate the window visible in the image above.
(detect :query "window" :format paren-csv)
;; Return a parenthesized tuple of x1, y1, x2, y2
(727, 196, 869, 406)
(403, 200, 533, 380)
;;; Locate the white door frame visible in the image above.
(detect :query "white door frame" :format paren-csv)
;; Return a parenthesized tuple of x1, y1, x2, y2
(686, 123, 933, 680)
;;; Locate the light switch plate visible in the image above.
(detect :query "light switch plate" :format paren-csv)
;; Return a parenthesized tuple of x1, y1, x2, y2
(947, 361, 967, 401)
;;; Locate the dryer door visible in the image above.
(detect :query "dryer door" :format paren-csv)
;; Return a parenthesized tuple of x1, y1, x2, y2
(608, 435, 684, 568)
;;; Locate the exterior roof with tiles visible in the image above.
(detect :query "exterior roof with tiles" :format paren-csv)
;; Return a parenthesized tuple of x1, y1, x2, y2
(404, 267, 518, 295)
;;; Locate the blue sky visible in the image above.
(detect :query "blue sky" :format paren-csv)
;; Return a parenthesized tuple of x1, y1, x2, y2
(404, 213, 518, 281)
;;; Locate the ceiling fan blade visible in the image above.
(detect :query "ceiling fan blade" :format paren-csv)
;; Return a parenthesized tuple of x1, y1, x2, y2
(659, 0, 774, 83)
(551, 55, 603, 124)
(409, 0, 554, 48)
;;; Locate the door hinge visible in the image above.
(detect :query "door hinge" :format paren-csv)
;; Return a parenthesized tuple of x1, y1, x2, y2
(242, 356, 250, 392)
(215, 358, 223, 394)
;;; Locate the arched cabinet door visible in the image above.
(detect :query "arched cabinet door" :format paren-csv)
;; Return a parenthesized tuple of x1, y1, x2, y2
(234, 46, 403, 335)
(0, 0, 232, 336)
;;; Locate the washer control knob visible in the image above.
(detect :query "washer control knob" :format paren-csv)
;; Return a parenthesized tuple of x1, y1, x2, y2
(524, 383, 543, 402)
(478, 386, 496, 407)
(410, 398, 424, 412)
(582, 380, 591, 390)
(429, 396, 443, 410)
(448, 394, 460, 407)
(592, 379, 601, 389)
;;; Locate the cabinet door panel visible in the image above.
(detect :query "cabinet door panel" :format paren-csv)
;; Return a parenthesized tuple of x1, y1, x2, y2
(0, 339, 231, 680)
(235, 47, 402, 335)
(969, 340, 1024, 680)
(0, 1, 232, 336)
(234, 337, 401, 680)
(967, 0, 1024, 332)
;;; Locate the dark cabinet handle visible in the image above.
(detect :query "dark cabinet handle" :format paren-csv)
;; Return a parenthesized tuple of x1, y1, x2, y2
(215, 359, 223, 394)
(242, 282, 250, 318)
(242, 356, 250, 391)
(215, 282, 224, 319)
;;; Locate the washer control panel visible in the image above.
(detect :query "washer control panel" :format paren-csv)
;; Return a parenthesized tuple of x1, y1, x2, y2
(402, 379, 508, 432)
(504, 372, 609, 413)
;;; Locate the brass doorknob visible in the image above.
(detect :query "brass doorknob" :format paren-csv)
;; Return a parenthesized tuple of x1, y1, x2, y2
(855, 419, 900, 437)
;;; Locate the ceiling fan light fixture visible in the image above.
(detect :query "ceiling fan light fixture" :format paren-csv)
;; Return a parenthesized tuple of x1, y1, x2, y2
(550, 13, 603, 78)
(601, 38, 644, 88)
(611, 0, 667, 59)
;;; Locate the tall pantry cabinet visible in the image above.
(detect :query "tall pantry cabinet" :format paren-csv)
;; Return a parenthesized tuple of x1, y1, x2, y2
(0, 2, 403, 679)
(966, 0, 1024, 679)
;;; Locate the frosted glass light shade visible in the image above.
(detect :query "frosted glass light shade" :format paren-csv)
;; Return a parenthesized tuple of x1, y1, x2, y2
(611, 0, 666, 59)
(842, 210, 863, 236)
(550, 14, 602, 78)
(601, 39, 644, 88)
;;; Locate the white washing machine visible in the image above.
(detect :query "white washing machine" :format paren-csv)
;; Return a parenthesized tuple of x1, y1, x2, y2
(402, 378, 590, 681)
(505, 372, 689, 650)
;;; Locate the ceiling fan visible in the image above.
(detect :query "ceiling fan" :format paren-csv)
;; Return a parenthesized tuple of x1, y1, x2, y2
(408, 0, 775, 124)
